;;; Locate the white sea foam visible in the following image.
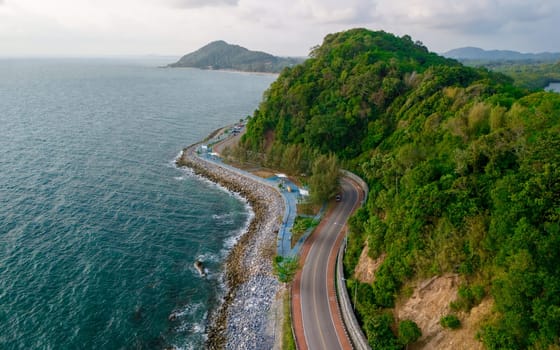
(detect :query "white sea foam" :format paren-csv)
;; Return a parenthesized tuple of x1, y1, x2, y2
(170, 302, 204, 320)
(191, 318, 206, 334)
(167, 150, 186, 169)
(178, 165, 255, 256)
(174, 166, 195, 179)
(177, 166, 252, 208)
(173, 149, 185, 163)
(221, 208, 254, 253)
(196, 252, 220, 264)
(212, 212, 233, 220)
(170, 304, 208, 350)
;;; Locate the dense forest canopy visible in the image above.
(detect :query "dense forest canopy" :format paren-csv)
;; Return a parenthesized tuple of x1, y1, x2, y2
(474, 60, 560, 90)
(239, 28, 560, 349)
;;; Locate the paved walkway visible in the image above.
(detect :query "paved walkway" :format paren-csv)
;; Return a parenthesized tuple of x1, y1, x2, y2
(197, 131, 305, 257)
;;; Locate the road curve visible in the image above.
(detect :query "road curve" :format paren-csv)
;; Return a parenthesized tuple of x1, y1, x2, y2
(292, 177, 362, 350)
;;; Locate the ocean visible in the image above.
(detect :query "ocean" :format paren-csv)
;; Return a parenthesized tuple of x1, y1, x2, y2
(546, 82, 560, 93)
(0, 58, 276, 349)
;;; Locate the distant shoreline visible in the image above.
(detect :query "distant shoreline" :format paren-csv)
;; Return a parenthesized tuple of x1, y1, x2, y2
(163, 65, 280, 76)
(546, 81, 560, 93)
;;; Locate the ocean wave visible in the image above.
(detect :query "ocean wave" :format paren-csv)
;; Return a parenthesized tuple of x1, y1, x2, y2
(211, 212, 233, 220)
(170, 302, 204, 319)
(171, 150, 185, 166)
(174, 162, 251, 207)
(172, 166, 195, 181)
(195, 252, 220, 264)
(169, 304, 208, 350)
(221, 207, 255, 253)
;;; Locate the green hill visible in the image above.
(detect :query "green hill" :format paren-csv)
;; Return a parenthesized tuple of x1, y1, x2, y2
(444, 46, 560, 62)
(237, 28, 560, 349)
(168, 40, 303, 73)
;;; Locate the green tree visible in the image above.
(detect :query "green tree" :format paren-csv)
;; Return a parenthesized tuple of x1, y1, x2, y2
(309, 153, 340, 204)
(272, 256, 299, 283)
(398, 320, 422, 347)
(363, 312, 400, 350)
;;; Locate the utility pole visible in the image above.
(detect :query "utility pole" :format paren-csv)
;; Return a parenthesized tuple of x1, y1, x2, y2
(353, 281, 358, 311)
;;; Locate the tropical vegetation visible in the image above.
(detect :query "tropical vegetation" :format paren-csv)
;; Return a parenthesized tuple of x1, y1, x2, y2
(481, 60, 560, 90)
(234, 28, 560, 349)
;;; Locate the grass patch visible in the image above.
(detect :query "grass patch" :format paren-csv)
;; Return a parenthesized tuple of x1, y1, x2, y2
(291, 216, 319, 248)
(296, 202, 321, 216)
(283, 291, 296, 350)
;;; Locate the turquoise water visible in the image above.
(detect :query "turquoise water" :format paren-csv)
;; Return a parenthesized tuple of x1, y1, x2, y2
(0, 59, 276, 349)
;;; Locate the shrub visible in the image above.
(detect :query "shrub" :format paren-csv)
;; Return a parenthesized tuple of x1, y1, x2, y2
(272, 256, 299, 283)
(440, 315, 461, 329)
(451, 284, 486, 311)
(398, 320, 422, 345)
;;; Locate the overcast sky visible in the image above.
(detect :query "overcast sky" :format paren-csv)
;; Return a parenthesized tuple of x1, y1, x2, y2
(1, 0, 559, 57)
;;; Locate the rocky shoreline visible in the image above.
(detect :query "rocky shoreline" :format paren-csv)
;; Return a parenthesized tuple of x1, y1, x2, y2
(176, 143, 284, 349)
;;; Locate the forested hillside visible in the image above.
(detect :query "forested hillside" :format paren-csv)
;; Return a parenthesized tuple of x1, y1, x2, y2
(168, 40, 302, 73)
(238, 29, 560, 349)
(478, 61, 560, 90)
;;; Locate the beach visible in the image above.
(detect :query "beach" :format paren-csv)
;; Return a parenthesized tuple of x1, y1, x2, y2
(177, 140, 284, 349)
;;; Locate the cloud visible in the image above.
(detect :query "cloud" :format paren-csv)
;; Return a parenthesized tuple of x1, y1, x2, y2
(376, 0, 560, 34)
(294, 0, 377, 25)
(1, 0, 559, 57)
(169, 0, 238, 8)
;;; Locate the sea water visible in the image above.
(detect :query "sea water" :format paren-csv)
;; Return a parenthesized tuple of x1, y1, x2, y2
(546, 82, 560, 93)
(0, 58, 276, 349)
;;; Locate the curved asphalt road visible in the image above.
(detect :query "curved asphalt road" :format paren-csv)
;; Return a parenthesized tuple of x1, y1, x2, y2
(293, 177, 361, 350)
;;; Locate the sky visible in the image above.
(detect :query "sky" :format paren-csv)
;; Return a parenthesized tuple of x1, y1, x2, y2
(1, 0, 559, 57)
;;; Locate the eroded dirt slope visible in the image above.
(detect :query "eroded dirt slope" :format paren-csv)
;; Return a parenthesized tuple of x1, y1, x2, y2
(353, 246, 493, 349)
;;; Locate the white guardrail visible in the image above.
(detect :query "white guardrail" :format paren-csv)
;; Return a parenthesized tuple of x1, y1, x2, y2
(337, 170, 371, 350)
(337, 239, 371, 350)
(340, 170, 368, 205)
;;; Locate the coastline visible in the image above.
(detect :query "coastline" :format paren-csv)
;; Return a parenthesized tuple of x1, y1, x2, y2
(176, 141, 284, 349)
(165, 66, 280, 77)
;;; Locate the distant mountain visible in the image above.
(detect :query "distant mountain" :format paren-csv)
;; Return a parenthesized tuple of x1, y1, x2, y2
(444, 46, 560, 62)
(168, 40, 304, 73)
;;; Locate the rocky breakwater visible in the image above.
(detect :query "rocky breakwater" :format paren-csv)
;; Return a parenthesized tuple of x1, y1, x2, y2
(177, 145, 283, 349)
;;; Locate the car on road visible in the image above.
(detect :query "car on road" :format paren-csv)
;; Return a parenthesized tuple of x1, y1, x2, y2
(335, 194, 341, 202)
